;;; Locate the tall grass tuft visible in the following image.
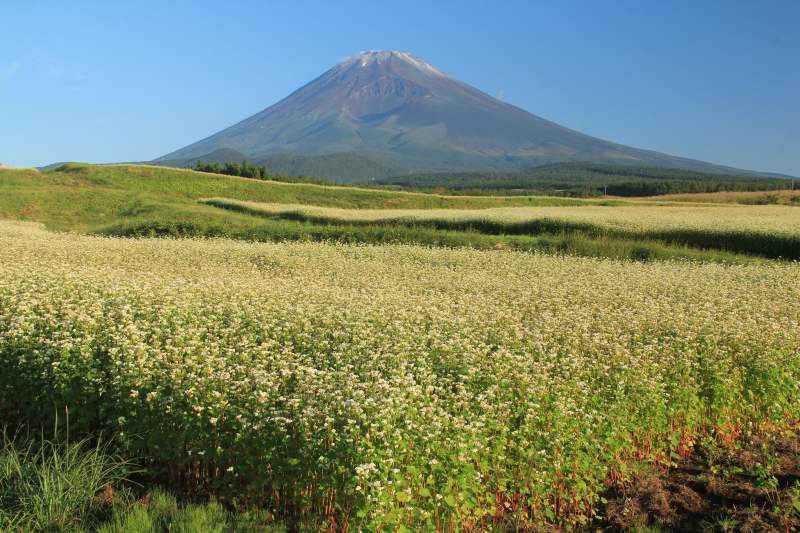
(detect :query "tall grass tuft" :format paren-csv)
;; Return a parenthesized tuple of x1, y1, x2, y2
(0, 432, 132, 531)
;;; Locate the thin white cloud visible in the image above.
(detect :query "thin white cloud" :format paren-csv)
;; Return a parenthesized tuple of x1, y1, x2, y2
(0, 50, 89, 85)
(0, 60, 22, 81)
(33, 51, 87, 83)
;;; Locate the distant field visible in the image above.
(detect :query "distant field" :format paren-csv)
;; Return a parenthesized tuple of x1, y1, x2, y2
(2, 221, 798, 530)
(202, 197, 800, 234)
(637, 188, 800, 205)
(203, 197, 800, 260)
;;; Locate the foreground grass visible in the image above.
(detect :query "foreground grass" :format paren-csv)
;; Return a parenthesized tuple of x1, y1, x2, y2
(4, 429, 796, 532)
(0, 433, 132, 531)
(0, 432, 289, 532)
(1, 222, 798, 530)
(96, 490, 288, 533)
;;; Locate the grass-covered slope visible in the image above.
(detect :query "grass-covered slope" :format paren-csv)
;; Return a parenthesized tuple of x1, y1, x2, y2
(0, 163, 793, 263)
(0, 164, 676, 262)
(0, 163, 592, 231)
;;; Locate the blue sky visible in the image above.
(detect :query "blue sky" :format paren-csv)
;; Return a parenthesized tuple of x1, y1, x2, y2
(1, 0, 798, 175)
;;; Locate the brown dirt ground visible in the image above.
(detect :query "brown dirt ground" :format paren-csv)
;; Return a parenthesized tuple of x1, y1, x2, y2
(592, 433, 800, 532)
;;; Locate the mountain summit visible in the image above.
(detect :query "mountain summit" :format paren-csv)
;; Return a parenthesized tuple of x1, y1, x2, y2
(157, 51, 757, 175)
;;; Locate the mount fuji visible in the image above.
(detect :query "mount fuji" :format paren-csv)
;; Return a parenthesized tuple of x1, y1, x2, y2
(156, 51, 772, 178)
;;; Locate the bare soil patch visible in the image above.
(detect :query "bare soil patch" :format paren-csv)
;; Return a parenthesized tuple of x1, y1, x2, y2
(594, 433, 800, 532)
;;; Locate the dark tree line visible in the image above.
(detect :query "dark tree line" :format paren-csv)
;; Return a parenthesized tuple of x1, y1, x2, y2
(191, 160, 795, 198)
(604, 179, 795, 197)
(191, 161, 336, 186)
(192, 161, 270, 180)
(374, 163, 796, 197)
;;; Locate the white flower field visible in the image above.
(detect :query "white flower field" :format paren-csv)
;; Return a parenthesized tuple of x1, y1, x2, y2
(1, 221, 798, 529)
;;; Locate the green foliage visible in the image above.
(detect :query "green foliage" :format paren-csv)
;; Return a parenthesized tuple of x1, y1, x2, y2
(193, 161, 270, 181)
(97, 505, 156, 533)
(101, 212, 762, 265)
(374, 162, 796, 197)
(255, 152, 401, 183)
(97, 491, 245, 533)
(0, 430, 287, 532)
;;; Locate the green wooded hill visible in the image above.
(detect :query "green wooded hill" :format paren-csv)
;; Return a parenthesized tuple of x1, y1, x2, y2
(155, 148, 794, 196)
(372, 162, 796, 196)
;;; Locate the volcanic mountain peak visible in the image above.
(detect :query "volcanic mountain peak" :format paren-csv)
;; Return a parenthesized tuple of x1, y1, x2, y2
(157, 51, 774, 177)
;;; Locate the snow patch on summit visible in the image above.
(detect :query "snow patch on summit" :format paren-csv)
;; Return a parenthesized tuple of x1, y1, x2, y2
(341, 50, 448, 77)
(394, 51, 447, 77)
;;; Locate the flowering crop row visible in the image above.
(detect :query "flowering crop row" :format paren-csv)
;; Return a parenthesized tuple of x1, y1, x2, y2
(202, 198, 800, 236)
(1, 221, 798, 529)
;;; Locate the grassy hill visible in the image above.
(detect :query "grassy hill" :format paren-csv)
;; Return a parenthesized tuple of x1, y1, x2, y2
(0, 163, 622, 243)
(1, 163, 793, 263)
(1, 163, 590, 230)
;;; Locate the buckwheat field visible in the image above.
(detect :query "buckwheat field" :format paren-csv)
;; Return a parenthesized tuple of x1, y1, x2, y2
(1, 221, 799, 529)
(204, 198, 800, 236)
